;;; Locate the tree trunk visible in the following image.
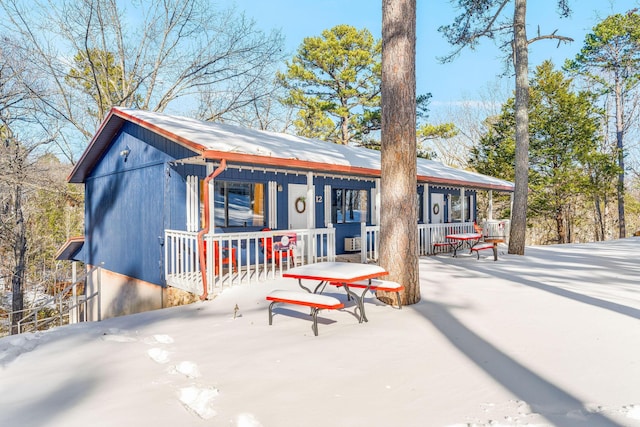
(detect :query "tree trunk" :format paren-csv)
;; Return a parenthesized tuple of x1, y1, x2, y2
(508, 0, 529, 255)
(555, 206, 566, 244)
(11, 182, 27, 335)
(593, 194, 604, 241)
(614, 73, 626, 238)
(380, 0, 419, 305)
(340, 114, 349, 145)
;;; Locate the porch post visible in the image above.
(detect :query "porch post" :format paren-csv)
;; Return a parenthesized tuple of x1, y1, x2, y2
(206, 163, 215, 228)
(422, 184, 429, 223)
(306, 172, 315, 228)
(268, 181, 278, 229)
(324, 185, 331, 227)
(461, 187, 466, 222)
(488, 190, 494, 220)
(375, 178, 381, 225)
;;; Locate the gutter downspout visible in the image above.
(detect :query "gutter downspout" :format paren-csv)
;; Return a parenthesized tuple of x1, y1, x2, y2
(198, 159, 226, 301)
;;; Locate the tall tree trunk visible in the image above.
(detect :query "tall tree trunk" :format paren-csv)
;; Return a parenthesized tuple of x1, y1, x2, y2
(340, 114, 349, 145)
(380, 0, 419, 305)
(593, 194, 604, 241)
(614, 73, 626, 238)
(508, 0, 529, 255)
(555, 206, 565, 244)
(11, 182, 27, 335)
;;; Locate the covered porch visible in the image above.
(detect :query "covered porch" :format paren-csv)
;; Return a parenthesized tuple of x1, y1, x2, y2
(165, 219, 510, 297)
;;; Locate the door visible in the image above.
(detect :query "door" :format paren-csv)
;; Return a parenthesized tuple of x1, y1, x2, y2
(288, 184, 309, 229)
(431, 193, 444, 224)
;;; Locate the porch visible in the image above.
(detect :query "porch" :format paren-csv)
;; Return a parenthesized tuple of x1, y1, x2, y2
(164, 220, 510, 297)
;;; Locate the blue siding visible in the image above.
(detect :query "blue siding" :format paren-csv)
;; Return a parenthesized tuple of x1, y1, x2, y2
(316, 177, 375, 253)
(167, 163, 206, 231)
(83, 119, 483, 291)
(85, 124, 195, 286)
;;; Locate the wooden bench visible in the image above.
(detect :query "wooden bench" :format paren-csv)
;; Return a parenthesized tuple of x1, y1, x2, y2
(432, 241, 453, 254)
(470, 242, 496, 259)
(329, 279, 404, 309)
(266, 290, 344, 336)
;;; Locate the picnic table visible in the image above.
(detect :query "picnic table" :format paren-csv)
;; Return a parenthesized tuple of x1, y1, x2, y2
(444, 232, 483, 257)
(282, 262, 388, 323)
(479, 237, 505, 261)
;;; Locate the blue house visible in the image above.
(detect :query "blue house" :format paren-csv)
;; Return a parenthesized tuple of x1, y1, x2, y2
(59, 107, 513, 319)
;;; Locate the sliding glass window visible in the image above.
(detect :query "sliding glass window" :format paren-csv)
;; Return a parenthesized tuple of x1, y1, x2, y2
(213, 181, 265, 227)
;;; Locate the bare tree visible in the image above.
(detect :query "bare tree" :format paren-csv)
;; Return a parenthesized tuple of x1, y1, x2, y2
(0, 37, 59, 334)
(0, 0, 286, 162)
(429, 80, 508, 167)
(380, 0, 419, 305)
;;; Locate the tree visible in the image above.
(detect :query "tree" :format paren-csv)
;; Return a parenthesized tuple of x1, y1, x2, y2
(0, 129, 28, 335)
(0, 37, 67, 334)
(470, 61, 617, 244)
(278, 24, 382, 145)
(439, 0, 572, 255)
(0, 0, 285, 161)
(65, 48, 142, 122)
(380, 0, 419, 305)
(565, 11, 640, 239)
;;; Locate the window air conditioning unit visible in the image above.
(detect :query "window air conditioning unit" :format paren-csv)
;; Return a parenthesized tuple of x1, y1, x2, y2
(344, 237, 361, 252)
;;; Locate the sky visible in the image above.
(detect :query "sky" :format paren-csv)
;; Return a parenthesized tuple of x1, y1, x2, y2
(1, 237, 639, 426)
(230, 0, 640, 116)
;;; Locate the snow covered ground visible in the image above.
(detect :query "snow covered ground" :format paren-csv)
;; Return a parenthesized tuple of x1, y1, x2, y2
(1, 238, 639, 427)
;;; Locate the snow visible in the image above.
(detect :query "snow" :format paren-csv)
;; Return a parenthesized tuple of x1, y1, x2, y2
(1, 238, 639, 427)
(111, 108, 515, 191)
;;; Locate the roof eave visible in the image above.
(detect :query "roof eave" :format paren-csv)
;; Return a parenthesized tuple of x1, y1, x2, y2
(201, 150, 382, 178)
(417, 174, 514, 192)
(55, 236, 85, 261)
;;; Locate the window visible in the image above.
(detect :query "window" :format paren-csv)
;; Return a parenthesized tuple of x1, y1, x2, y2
(332, 189, 368, 224)
(213, 181, 265, 227)
(450, 195, 472, 222)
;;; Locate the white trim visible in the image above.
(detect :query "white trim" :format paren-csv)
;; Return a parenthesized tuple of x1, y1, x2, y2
(488, 190, 494, 220)
(306, 172, 315, 229)
(207, 163, 215, 229)
(268, 181, 278, 229)
(422, 183, 429, 224)
(186, 175, 199, 232)
(372, 179, 381, 226)
(461, 187, 466, 223)
(324, 184, 332, 227)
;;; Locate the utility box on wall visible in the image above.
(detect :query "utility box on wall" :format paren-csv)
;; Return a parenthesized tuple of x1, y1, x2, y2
(344, 237, 361, 252)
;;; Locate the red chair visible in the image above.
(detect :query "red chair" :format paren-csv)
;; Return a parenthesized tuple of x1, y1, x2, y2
(260, 228, 294, 266)
(204, 241, 237, 274)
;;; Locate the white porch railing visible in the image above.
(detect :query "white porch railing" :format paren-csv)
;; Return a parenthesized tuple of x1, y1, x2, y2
(164, 227, 336, 297)
(360, 220, 510, 263)
(482, 219, 511, 242)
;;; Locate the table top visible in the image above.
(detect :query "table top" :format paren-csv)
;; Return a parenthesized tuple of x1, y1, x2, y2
(445, 233, 483, 241)
(283, 262, 387, 283)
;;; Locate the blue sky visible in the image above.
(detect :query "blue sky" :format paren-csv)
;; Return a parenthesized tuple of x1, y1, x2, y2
(231, 0, 640, 114)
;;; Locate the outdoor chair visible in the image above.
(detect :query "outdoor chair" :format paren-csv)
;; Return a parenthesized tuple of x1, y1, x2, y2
(260, 227, 294, 266)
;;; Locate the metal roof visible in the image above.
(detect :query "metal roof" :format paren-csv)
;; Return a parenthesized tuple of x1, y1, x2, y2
(68, 107, 514, 191)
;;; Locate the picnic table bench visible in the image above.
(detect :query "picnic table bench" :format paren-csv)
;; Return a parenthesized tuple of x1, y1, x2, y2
(471, 238, 504, 261)
(266, 290, 344, 336)
(328, 279, 404, 309)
